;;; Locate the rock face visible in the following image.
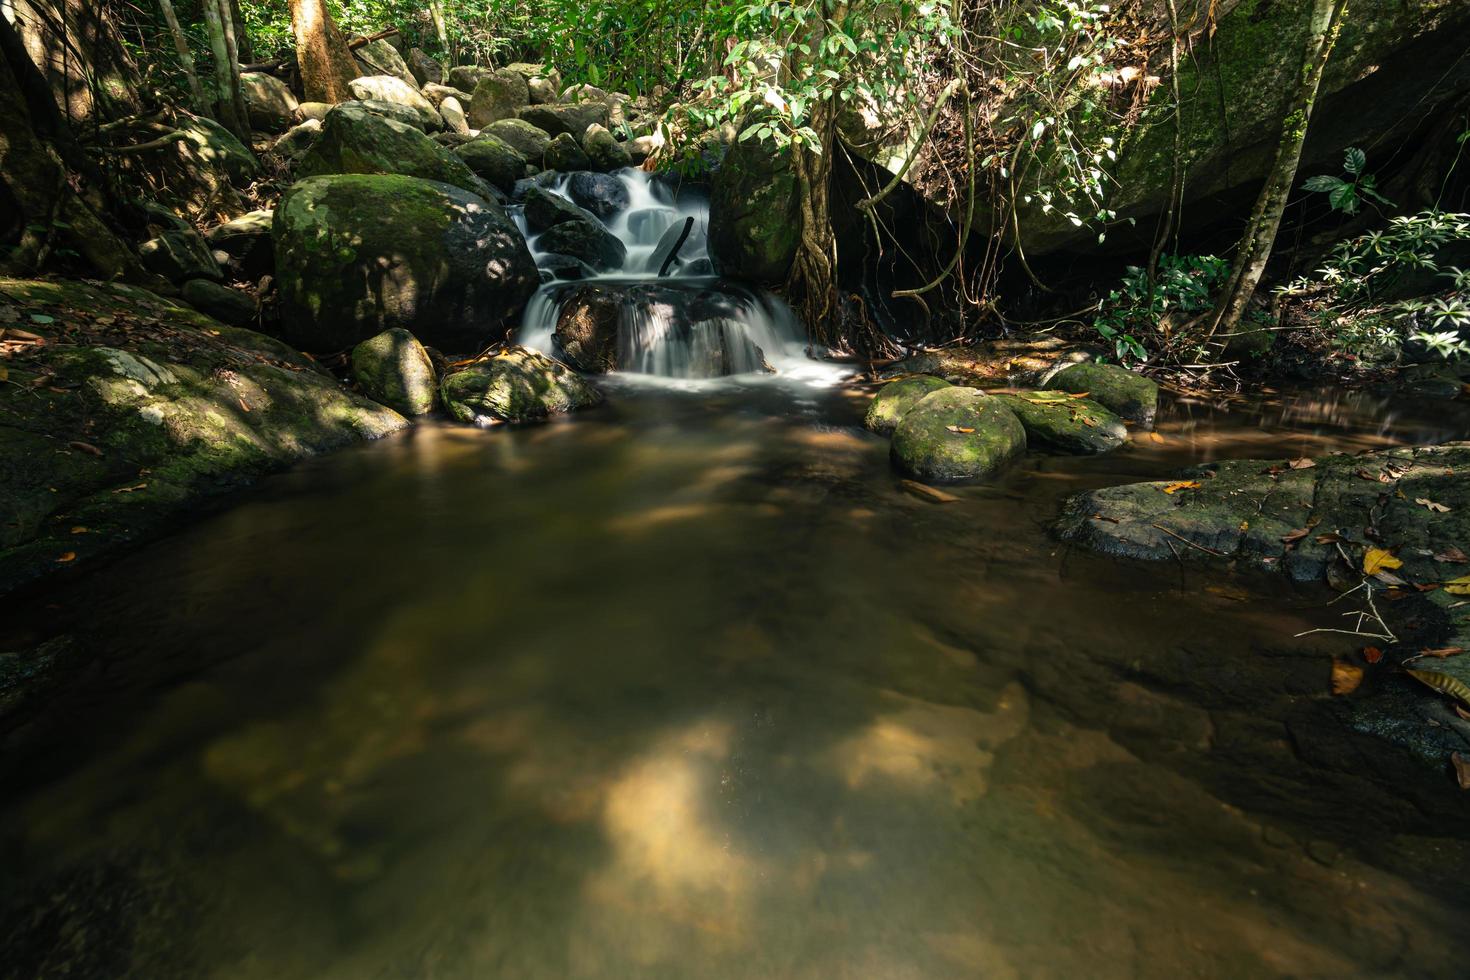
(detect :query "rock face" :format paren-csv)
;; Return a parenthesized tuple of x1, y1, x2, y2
(240, 72, 298, 132)
(1042, 362, 1158, 425)
(543, 132, 592, 172)
(0, 277, 406, 595)
(454, 135, 526, 192)
(991, 392, 1128, 454)
(890, 388, 1026, 483)
(709, 129, 798, 284)
(553, 285, 621, 372)
(864, 376, 952, 436)
(582, 124, 631, 172)
(274, 174, 538, 353)
(296, 103, 489, 197)
(565, 172, 629, 217)
(484, 119, 552, 162)
(536, 219, 626, 272)
(407, 48, 443, 86)
(347, 75, 440, 130)
(518, 103, 607, 140)
(468, 69, 530, 128)
(351, 328, 438, 416)
(138, 228, 220, 284)
(440, 347, 602, 424)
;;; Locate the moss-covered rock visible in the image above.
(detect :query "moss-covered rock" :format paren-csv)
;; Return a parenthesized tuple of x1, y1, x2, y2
(992, 391, 1128, 454)
(180, 279, 256, 327)
(207, 209, 274, 280)
(138, 227, 220, 284)
(351, 328, 437, 416)
(864, 376, 952, 435)
(518, 103, 608, 141)
(1043, 361, 1158, 425)
(583, 124, 631, 172)
(890, 387, 1026, 483)
(274, 174, 538, 353)
(440, 347, 602, 423)
(467, 68, 530, 129)
(535, 217, 626, 272)
(296, 103, 489, 197)
(347, 74, 439, 130)
(175, 113, 259, 186)
(354, 40, 417, 89)
(709, 126, 798, 285)
(483, 118, 553, 162)
(0, 277, 406, 596)
(447, 65, 492, 92)
(543, 132, 592, 172)
(240, 71, 298, 132)
(453, 134, 525, 192)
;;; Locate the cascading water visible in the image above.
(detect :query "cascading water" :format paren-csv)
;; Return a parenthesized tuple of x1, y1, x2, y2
(511, 169, 817, 380)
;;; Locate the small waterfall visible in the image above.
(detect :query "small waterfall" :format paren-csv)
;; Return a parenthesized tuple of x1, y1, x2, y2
(511, 169, 808, 379)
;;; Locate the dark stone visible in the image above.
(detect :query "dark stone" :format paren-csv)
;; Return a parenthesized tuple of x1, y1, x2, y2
(181, 279, 256, 327)
(536, 218, 626, 272)
(522, 186, 598, 233)
(565, 172, 630, 218)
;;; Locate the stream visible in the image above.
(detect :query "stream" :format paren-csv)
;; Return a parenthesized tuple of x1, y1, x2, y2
(3, 376, 1470, 979)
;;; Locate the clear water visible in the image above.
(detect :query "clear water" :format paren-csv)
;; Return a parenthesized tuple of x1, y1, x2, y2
(2, 381, 1469, 979)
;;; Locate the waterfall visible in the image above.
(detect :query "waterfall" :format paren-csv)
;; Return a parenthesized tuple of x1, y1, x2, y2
(511, 169, 814, 380)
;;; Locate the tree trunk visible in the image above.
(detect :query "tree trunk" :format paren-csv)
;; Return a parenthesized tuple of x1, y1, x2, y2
(227, 0, 252, 64)
(1204, 0, 1349, 340)
(427, 0, 451, 63)
(215, 0, 249, 131)
(4, 0, 141, 125)
(289, 0, 359, 104)
(200, 0, 248, 140)
(786, 100, 841, 346)
(157, 0, 208, 116)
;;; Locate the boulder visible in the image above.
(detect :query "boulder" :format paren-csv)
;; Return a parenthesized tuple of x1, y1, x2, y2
(271, 118, 321, 161)
(1042, 362, 1158, 425)
(407, 48, 443, 86)
(518, 103, 608, 140)
(645, 217, 708, 275)
(297, 103, 490, 197)
(537, 253, 597, 281)
(890, 387, 1026, 483)
(536, 218, 626, 272)
(582, 123, 631, 172)
(565, 171, 630, 218)
(138, 227, 220, 284)
(438, 96, 469, 135)
(511, 172, 558, 202)
(297, 101, 333, 122)
(440, 347, 602, 424)
(447, 65, 492, 92)
(484, 118, 553, 162)
(175, 113, 259, 186)
(709, 126, 797, 284)
(339, 97, 425, 130)
(626, 133, 661, 165)
(543, 132, 592, 172)
(522, 187, 595, 232)
(527, 77, 556, 104)
(420, 83, 470, 107)
(351, 328, 437, 416)
(354, 39, 417, 88)
(553, 285, 621, 372)
(274, 174, 538, 353)
(454, 135, 526, 192)
(239, 71, 298, 132)
(347, 75, 440, 130)
(181, 279, 256, 326)
(864, 376, 952, 436)
(991, 392, 1129, 454)
(468, 69, 530, 129)
(206, 209, 274, 280)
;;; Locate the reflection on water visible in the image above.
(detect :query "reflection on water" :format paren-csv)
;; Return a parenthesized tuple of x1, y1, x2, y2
(1, 383, 1468, 979)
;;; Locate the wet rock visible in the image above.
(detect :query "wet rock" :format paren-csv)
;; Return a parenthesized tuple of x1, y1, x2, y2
(407, 48, 443, 86)
(454, 134, 526, 193)
(354, 39, 417, 88)
(275, 174, 538, 353)
(890, 388, 1026, 483)
(522, 186, 597, 232)
(565, 172, 629, 218)
(347, 75, 440, 130)
(1043, 361, 1158, 425)
(543, 132, 593, 172)
(511, 171, 558, 202)
(438, 96, 469, 135)
(297, 103, 490, 198)
(864, 376, 952, 436)
(484, 118, 553, 162)
(536, 218, 627, 272)
(468, 68, 530, 129)
(992, 392, 1129, 454)
(553, 284, 622, 372)
(582, 123, 631, 172)
(440, 347, 602, 424)
(239, 71, 298, 132)
(138, 227, 220, 284)
(351, 328, 437, 416)
(206, 210, 274, 280)
(645, 217, 708, 275)
(180, 279, 256, 327)
(518, 102, 608, 141)
(537, 253, 596, 281)
(709, 120, 797, 285)
(271, 118, 321, 161)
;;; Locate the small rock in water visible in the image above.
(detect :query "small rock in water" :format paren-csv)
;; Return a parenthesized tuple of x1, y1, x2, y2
(864, 376, 952, 436)
(351, 328, 438, 416)
(440, 347, 602, 423)
(565, 172, 630, 218)
(1043, 361, 1158, 425)
(890, 388, 1026, 483)
(991, 392, 1128, 454)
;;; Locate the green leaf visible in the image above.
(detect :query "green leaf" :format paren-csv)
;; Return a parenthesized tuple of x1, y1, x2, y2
(1329, 184, 1360, 214)
(1343, 147, 1366, 176)
(1302, 175, 1346, 193)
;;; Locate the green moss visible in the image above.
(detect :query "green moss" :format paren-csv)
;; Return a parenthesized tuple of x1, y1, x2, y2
(890, 387, 1027, 483)
(864, 376, 952, 435)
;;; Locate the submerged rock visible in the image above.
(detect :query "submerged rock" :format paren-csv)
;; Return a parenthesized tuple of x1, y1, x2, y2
(864, 376, 952, 436)
(890, 388, 1026, 483)
(1043, 362, 1158, 425)
(296, 103, 489, 197)
(351, 328, 438, 416)
(992, 392, 1128, 454)
(274, 174, 537, 353)
(440, 347, 602, 423)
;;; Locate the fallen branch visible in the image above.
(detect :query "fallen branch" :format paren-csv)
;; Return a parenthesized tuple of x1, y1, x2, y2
(93, 132, 191, 154)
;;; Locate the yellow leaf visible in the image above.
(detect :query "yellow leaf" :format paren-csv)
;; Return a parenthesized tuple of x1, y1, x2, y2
(1444, 574, 1470, 596)
(1147, 432, 1165, 444)
(1415, 497, 1451, 514)
(1331, 661, 1364, 696)
(1363, 547, 1403, 575)
(1161, 480, 1201, 494)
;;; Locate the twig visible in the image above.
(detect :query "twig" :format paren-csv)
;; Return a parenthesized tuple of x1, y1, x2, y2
(1149, 523, 1228, 557)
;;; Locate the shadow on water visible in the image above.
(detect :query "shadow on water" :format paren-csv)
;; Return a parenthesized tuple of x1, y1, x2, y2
(2, 381, 1470, 978)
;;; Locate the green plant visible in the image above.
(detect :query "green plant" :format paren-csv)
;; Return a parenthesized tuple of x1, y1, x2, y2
(1092, 254, 1229, 364)
(1302, 146, 1393, 215)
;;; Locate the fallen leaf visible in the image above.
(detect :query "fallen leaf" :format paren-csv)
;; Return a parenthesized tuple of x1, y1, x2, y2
(1357, 469, 1391, 483)
(67, 440, 101, 456)
(1363, 646, 1383, 664)
(70, 526, 87, 534)
(1445, 574, 1470, 596)
(1147, 432, 1165, 444)
(1415, 498, 1452, 514)
(55, 551, 75, 563)
(1456, 704, 1470, 721)
(1239, 520, 1250, 532)
(1315, 532, 1344, 545)
(1434, 546, 1470, 564)
(1363, 547, 1403, 575)
(1288, 458, 1315, 470)
(1331, 661, 1364, 695)
(112, 482, 148, 494)
(1161, 480, 1201, 494)
(1372, 569, 1408, 587)
(1454, 753, 1470, 791)
(1091, 512, 1120, 524)
(900, 480, 959, 504)
(1282, 527, 1311, 545)
(1418, 647, 1466, 659)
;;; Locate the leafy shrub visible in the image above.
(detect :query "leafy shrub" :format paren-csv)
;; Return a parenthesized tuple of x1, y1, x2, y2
(1092, 254, 1229, 364)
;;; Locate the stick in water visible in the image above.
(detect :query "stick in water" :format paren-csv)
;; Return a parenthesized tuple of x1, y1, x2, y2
(658, 217, 695, 278)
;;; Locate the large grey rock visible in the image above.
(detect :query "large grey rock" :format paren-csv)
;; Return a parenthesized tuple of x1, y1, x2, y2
(454, 135, 526, 193)
(274, 174, 538, 353)
(440, 347, 602, 423)
(522, 187, 597, 232)
(407, 48, 444, 86)
(582, 123, 631, 172)
(536, 219, 626, 272)
(518, 103, 608, 140)
(527, 76, 556, 104)
(354, 39, 417, 88)
(890, 387, 1026, 483)
(181, 279, 257, 326)
(438, 96, 469, 135)
(297, 103, 490, 197)
(351, 328, 437, 415)
(468, 69, 530, 129)
(421, 83, 470, 107)
(565, 172, 630, 218)
(447, 65, 492, 92)
(484, 118, 552, 162)
(347, 74, 440, 130)
(239, 71, 298, 132)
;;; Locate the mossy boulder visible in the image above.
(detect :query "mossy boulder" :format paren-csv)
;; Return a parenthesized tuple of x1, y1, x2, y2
(709, 124, 798, 285)
(272, 118, 321, 161)
(296, 103, 490, 197)
(0, 277, 406, 596)
(175, 113, 259, 185)
(347, 75, 440, 130)
(351, 328, 437, 416)
(992, 391, 1128, 454)
(440, 347, 602, 424)
(240, 71, 298, 132)
(864, 376, 952, 435)
(453, 134, 525, 192)
(354, 40, 417, 88)
(206, 209, 274, 279)
(544, 132, 593, 172)
(583, 124, 631, 172)
(1043, 361, 1158, 425)
(518, 103, 608, 141)
(522, 186, 596, 232)
(274, 174, 538, 353)
(138, 227, 220, 284)
(890, 387, 1026, 483)
(447, 66, 493, 92)
(468, 68, 530, 129)
(180, 279, 256, 327)
(483, 118, 553, 162)
(536, 218, 626, 272)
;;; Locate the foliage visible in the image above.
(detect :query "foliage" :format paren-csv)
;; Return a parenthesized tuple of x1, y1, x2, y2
(1092, 254, 1229, 364)
(1301, 146, 1392, 216)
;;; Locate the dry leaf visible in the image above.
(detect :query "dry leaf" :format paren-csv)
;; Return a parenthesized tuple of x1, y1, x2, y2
(900, 480, 959, 504)
(1316, 532, 1344, 545)
(1362, 547, 1403, 575)
(1434, 545, 1470, 563)
(1288, 458, 1315, 470)
(1444, 574, 1470, 596)
(1418, 647, 1466, 659)
(67, 440, 102, 456)
(1161, 480, 1201, 494)
(945, 424, 976, 434)
(56, 551, 75, 563)
(1453, 753, 1470, 791)
(1282, 527, 1311, 545)
(1362, 646, 1383, 664)
(112, 482, 148, 494)
(1415, 498, 1452, 514)
(1147, 432, 1165, 444)
(1331, 661, 1364, 695)
(69, 526, 87, 534)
